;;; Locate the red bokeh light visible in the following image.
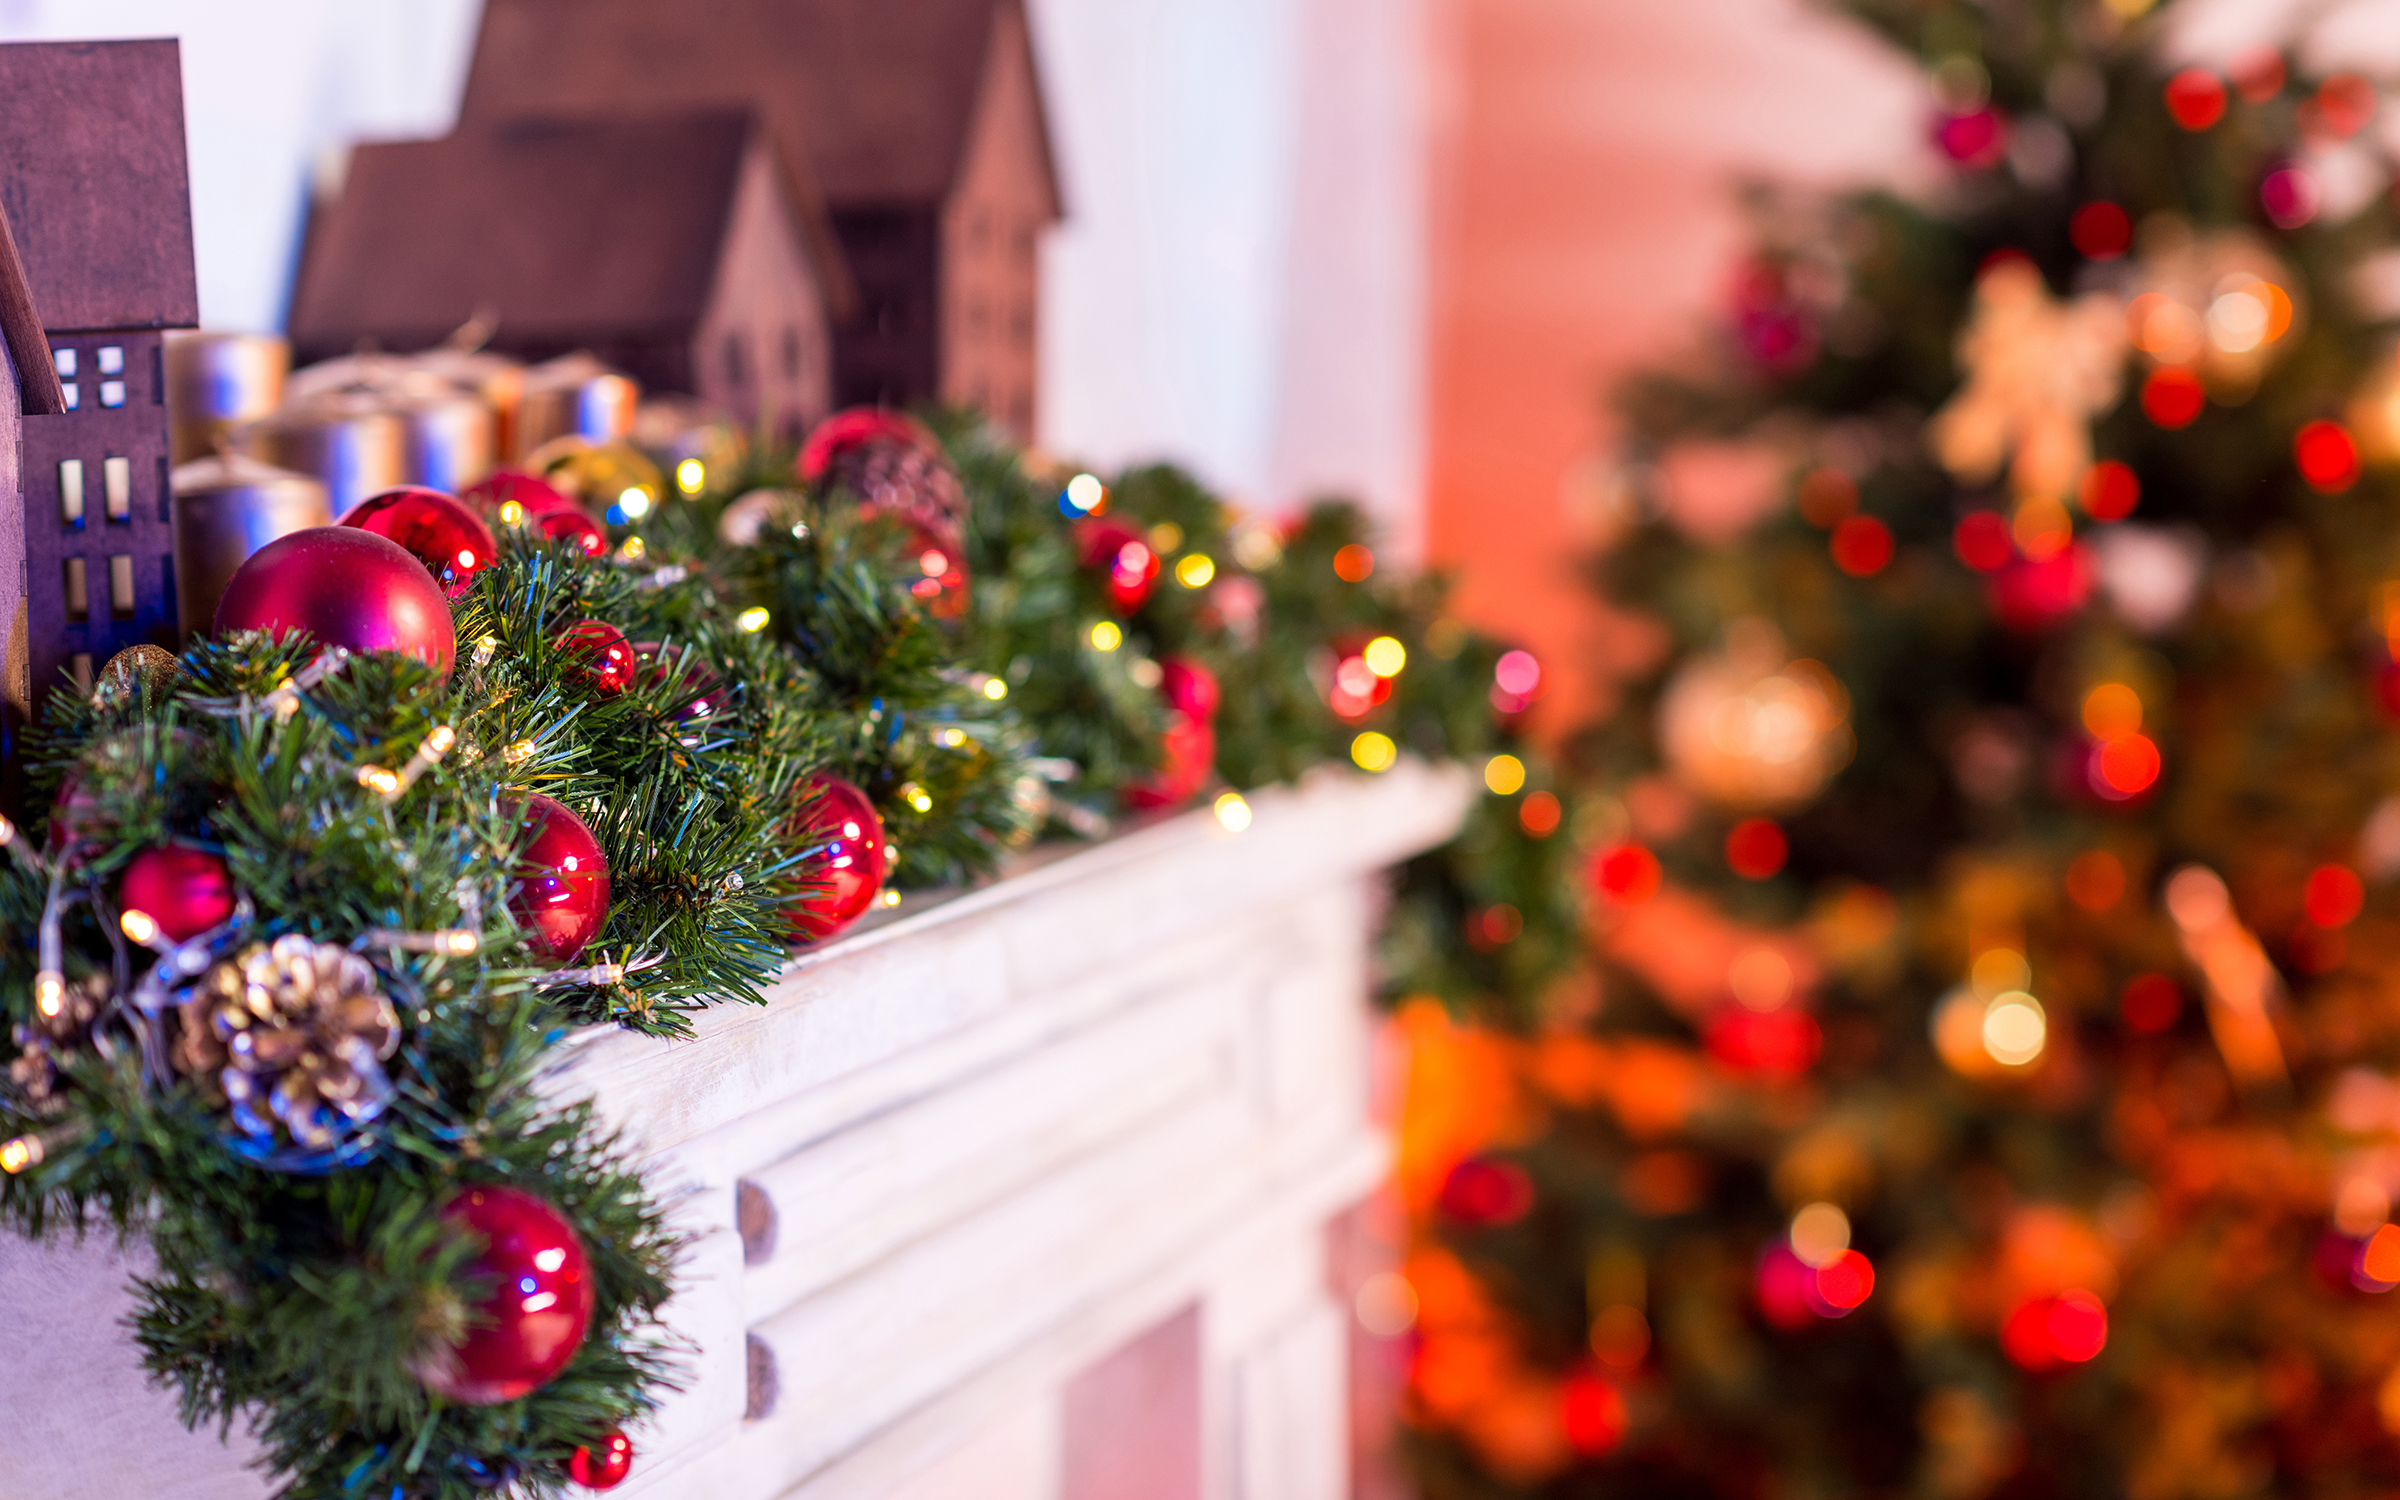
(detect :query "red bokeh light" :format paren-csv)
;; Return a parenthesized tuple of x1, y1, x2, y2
(1933, 108, 2007, 167)
(1808, 1250, 1875, 1316)
(2090, 733, 2161, 800)
(1755, 1243, 1817, 1330)
(2079, 460, 2140, 521)
(1559, 1370, 1628, 1456)
(1706, 1007, 1822, 1077)
(2261, 164, 2320, 229)
(1333, 544, 1375, 583)
(1591, 844, 1661, 904)
(1439, 1157, 1535, 1227)
(1520, 790, 1562, 837)
(2164, 69, 2228, 130)
(1954, 510, 2013, 572)
(1725, 818, 1789, 879)
(2312, 74, 2377, 138)
(2295, 421, 2360, 492)
(2069, 201, 2132, 260)
(2141, 368, 2206, 429)
(2305, 864, 2366, 928)
(2002, 1290, 2108, 1369)
(2232, 47, 2286, 103)
(2121, 972, 2183, 1033)
(1831, 515, 1894, 577)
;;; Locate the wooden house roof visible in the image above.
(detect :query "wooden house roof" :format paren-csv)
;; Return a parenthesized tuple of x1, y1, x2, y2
(459, 0, 1062, 217)
(287, 113, 834, 356)
(0, 200, 67, 416)
(0, 38, 198, 333)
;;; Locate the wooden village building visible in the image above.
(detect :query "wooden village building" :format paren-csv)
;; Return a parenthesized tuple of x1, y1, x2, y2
(0, 39, 197, 755)
(455, 0, 1063, 441)
(286, 113, 847, 444)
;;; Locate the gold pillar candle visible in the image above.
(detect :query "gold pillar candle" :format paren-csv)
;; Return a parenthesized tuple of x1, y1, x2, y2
(164, 332, 290, 464)
(230, 397, 408, 516)
(395, 394, 497, 493)
(169, 455, 331, 637)
(517, 353, 639, 457)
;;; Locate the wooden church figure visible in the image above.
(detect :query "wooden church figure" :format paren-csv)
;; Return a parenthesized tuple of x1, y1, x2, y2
(0, 39, 198, 757)
(288, 113, 851, 445)
(457, 0, 1064, 442)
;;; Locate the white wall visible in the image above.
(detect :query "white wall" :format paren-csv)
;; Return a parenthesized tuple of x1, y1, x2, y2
(0, 0, 1429, 550)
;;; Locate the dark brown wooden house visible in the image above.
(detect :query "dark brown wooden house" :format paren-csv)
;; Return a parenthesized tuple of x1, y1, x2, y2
(458, 0, 1063, 441)
(287, 113, 848, 442)
(0, 39, 196, 749)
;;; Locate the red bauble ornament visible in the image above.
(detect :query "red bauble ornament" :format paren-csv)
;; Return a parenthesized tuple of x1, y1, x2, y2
(1160, 658, 1220, 722)
(556, 620, 638, 696)
(463, 470, 574, 519)
(1122, 713, 1215, 810)
(635, 642, 726, 725)
(213, 527, 457, 676)
(786, 775, 888, 942)
(340, 487, 499, 598)
(417, 1186, 595, 1406)
(510, 794, 610, 962)
(118, 845, 236, 941)
(567, 1429, 634, 1491)
(1074, 518, 1159, 613)
(797, 408, 939, 480)
(531, 503, 608, 557)
(799, 409, 970, 618)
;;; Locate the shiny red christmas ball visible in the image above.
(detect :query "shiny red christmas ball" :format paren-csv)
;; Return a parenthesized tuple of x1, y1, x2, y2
(531, 502, 608, 558)
(1122, 713, 1215, 810)
(212, 527, 457, 676)
(340, 487, 499, 598)
(417, 1186, 595, 1406)
(567, 1429, 635, 1490)
(119, 845, 236, 941)
(1160, 658, 1220, 721)
(510, 794, 610, 963)
(786, 775, 888, 942)
(634, 642, 726, 725)
(797, 407, 941, 480)
(462, 469, 574, 519)
(556, 620, 638, 696)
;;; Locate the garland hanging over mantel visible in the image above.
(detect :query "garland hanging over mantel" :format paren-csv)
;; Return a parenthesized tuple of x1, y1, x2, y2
(0, 407, 1565, 1498)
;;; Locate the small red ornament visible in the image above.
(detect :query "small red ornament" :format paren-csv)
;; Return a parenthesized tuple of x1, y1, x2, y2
(1074, 518, 1159, 613)
(635, 642, 725, 725)
(799, 408, 970, 617)
(556, 620, 638, 696)
(417, 1186, 595, 1406)
(340, 487, 499, 597)
(510, 794, 610, 962)
(213, 527, 457, 676)
(462, 470, 574, 519)
(786, 775, 888, 941)
(1122, 713, 1215, 809)
(567, 1429, 634, 1491)
(1160, 658, 1219, 721)
(531, 503, 608, 557)
(797, 408, 938, 480)
(119, 845, 236, 941)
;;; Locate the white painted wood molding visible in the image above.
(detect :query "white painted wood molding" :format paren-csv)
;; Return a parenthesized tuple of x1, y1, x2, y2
(0, 758, 1470, 1500)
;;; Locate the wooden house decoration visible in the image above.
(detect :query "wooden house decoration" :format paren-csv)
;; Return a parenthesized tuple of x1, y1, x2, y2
(287, 113, 849, 445)
(0, 39, 198, 749)
(456, 0, 1063, 442)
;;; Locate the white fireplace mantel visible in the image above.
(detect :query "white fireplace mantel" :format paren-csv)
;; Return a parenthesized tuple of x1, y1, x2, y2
(0, 759, 1470, 1500)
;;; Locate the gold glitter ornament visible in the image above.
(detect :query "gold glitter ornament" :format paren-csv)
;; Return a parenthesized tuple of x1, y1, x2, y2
(8, 973, 109, 1109)
(94, 644, 184, 707)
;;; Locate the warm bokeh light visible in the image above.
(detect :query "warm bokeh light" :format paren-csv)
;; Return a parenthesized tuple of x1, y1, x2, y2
(1354, 1271, 1418, 1336)
(2065, 850, 2126, 912)
(1982, 991, 2047, 1067)
(1519, 791, 1561, 837)
(2164, 68, 2226, 130)
(1954, 510, 2012, 571)
(2297, 420, 2360, 493)
(2079, 460, 2139, 521)
(1174, 553, 1215, 588)
(1796, 468, 1856, 526)
(1724, 817, 1787, 879)
(1351, 730, 1398, 772)
(736, 607, 770, 633)
(2141, 367, 2205, 428)
(1590, 844, 1662, 905)
(675, 458, 705, 495)
(1062, 473, 1104, 514)
(1830, 515, 1893, 577)
(1728, 947, 1793, 1011)
(1333, 543, 1376, 582)
(119, 909, 159, 944)
(1485, 754, 1526, 795)
(1088, 620, 1122, 652)
(2081, 683, 2142, 739)
(2069, 200, 2132, 260)
(1789, 1202, 1851, 1268)
(1213, 791, 1252, 832)
(2120, 972, 2181, 1033)
(2306, 864, 2366, 927)
(617, 486, 652, 519)
(1364, 635, 1408, 677)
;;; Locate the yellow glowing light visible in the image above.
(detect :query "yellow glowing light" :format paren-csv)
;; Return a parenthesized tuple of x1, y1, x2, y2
(356, 766, 402, 797)
(1214, 791, 1252, 831)
(34, 971, 64, 1018)
(0, 1136, 38, 1174)
(442, 930, 480, 956)
(1363, 635, 1407, 678)
(119, 909, 159, 945)
(1175, 554, 1216, 589)
(1065, 473, 1104, 512)
(520, 1291, 559, 1314)
(618, 535, 646, 561)
(881, 889, 902, 907)
(0, 813, 16, 846)
(1484, 754, 1527, 795)
(981, 676, 1009, 701)
(1789, 1202, 1852, 1268)
(1728, 947, 1794, 1011)
(2082, 683, 2142, 739)
(737, 606, 771, 633)
(903, 782, 934, 814)
(618, 486, 653, 519)
(424, 725, 456, 756)
(1148, 521, 1184, 554)
(498, 500, 526, 525)
(1232, 524, 1282, 571)
(1351, 731, 1397, 773)
(676, 458, 706, 496)
(1982, 991, 2048, 1066)
(1971, 947, 2032, 998)
(937, 728, 967, 748)
(1089, 621, 1123, 652)
(504, 739, 538, 766)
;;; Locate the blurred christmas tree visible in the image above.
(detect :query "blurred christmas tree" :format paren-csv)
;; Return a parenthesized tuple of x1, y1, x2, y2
(1398, 2, 2400, 1494)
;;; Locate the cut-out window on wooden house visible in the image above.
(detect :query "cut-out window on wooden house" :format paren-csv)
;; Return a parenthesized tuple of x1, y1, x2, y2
(53, 348, 74, 377)
(108, 555, 134, 617)
(96, 345, 122, 375)
(100, 379, 125, 407)
(58, 460, 84, 527)
(103, 457, 131, 521)
(63, 557, 88, 621)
